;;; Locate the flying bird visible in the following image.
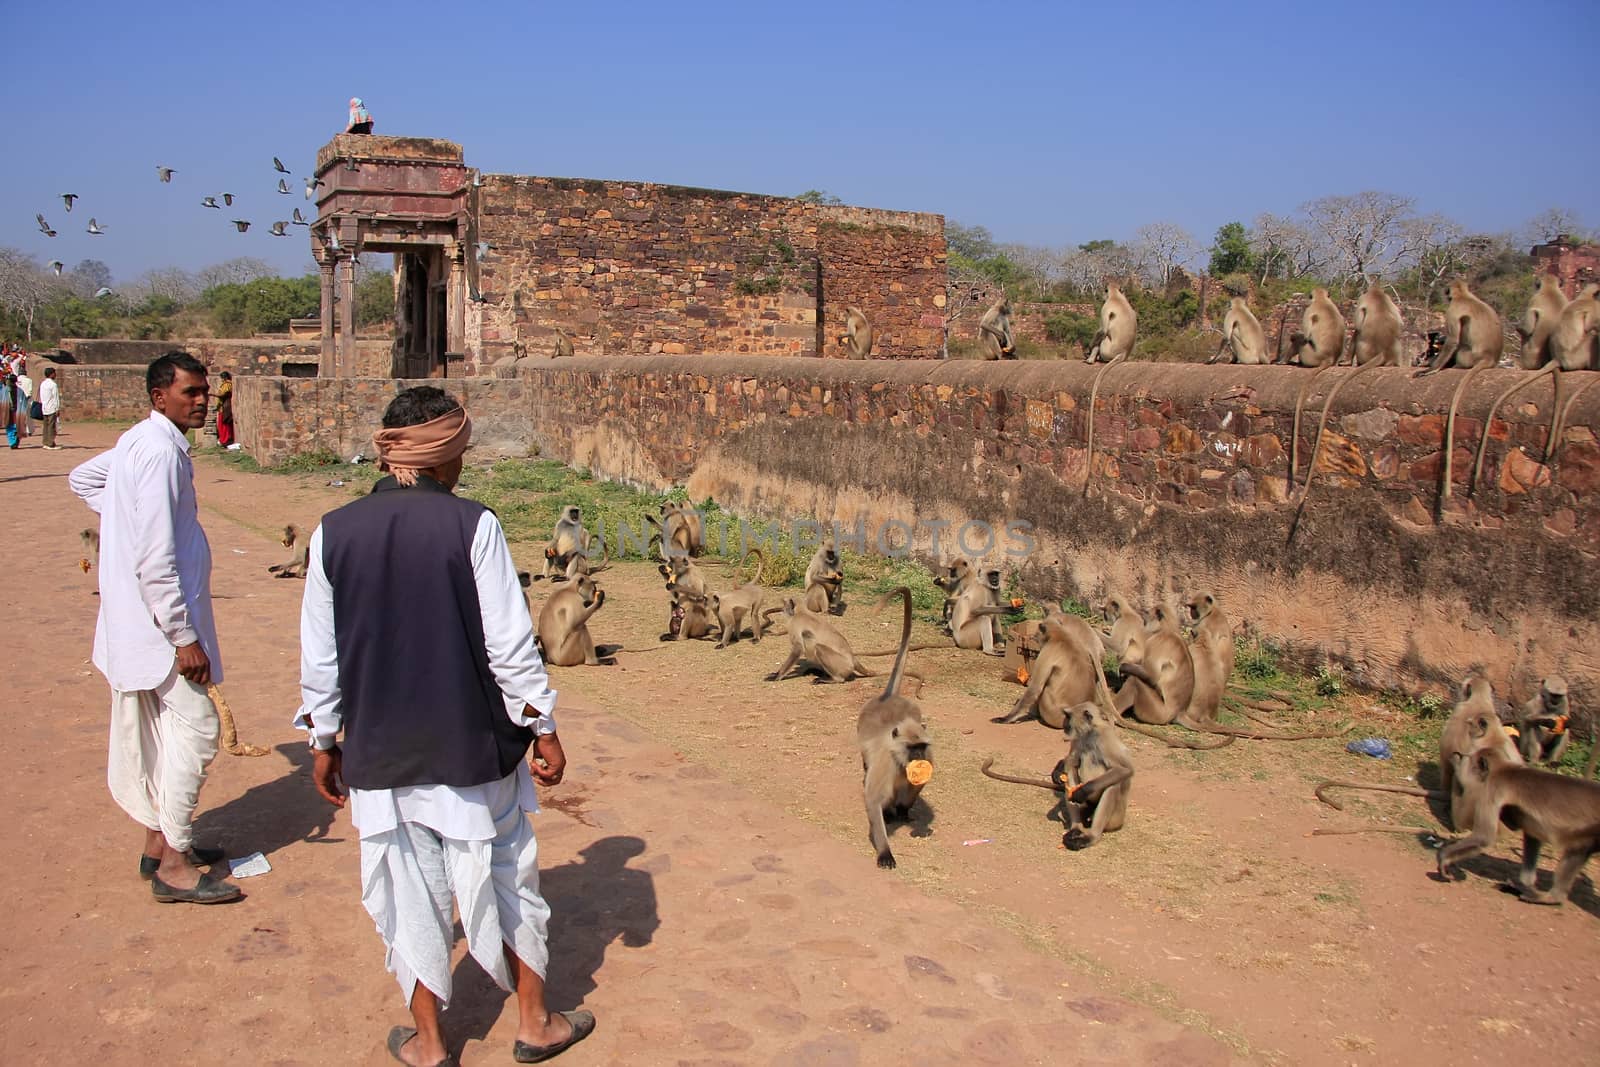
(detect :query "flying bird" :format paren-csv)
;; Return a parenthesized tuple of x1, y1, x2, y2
(304, 177, 324, 199)
(222, 192, 235, 206)
(201, 196, 220, 209)
(36, 214, 56, 237)
(157, 166, 176, 182)
(273, 157, 290, 174)
(469, 285, 488, 304)
(277, 178, 291, 194)
(86, 218, 106, 235)
(94, 287, 113, 298)
(60, 193, 77, 212)
(269, 221, 288, 236)
(48, 261, 63, 276)
(476, 241, 491, 260)
(328, 230, 341, 251)
(292, 208, 309, 225)
(231, 219, 251, 232)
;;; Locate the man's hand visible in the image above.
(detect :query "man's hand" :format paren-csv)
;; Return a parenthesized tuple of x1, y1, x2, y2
(175, 641, 211, 686)
(312, 746, 346, 808)
(531, 733, 566, 786)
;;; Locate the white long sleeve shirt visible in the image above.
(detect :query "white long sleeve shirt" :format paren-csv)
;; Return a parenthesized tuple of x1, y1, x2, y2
(294, 509, 560, 840)
(38, 377, 60, 415)
(69, 412, 222, 692)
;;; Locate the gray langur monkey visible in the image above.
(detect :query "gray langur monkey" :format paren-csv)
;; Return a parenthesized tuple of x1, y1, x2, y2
(978, 296, 1017, 360)
(856, 587, 931, 869)
(838, 306, 874, 359)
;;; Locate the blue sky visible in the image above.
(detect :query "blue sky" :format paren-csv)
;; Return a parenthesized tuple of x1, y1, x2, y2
(3, 0, 1596, 282)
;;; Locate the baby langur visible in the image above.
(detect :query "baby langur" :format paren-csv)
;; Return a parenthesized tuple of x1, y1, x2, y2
(1082, 281, 1138, 493)
(267, 523, 308, 578)
(541, 505, 589, 581)
(657, 556, 717, 641)
(1295, 285, 1404, 508)
(764, 591, 924, 692)
(1515, 676, 1572, 767)
(561, 538, 610, 582)
(536, 573, 613, 666)
(980, 702, 1134, 850)
(1414, 280, 1504, 509)
(710, 549, 767, 647)
(856, 587, 931, 869)
(931, 558, 972, 634)
(839, 306, 874, 359)
(978, 295, 1017, 360)
(995, 614, 1113, 730)
(803, 538, 846, 615)
(1436, 746, 1600, 906)
(1100, 594, 1146, 664)
(1208, 297, 1270, 365)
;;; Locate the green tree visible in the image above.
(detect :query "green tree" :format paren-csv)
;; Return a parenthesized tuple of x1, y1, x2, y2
(795, 189, 844, 206)
(947, 222, 998, 262)
(1207, 222, 1256, 277)
(355, 270, 395, 327)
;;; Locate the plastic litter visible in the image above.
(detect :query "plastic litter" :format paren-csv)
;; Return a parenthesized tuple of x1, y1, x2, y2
(961, 838, 993, 847)
(228, 852, 272, 878)
(1345, 738, 1392, 760)
(326, 479, 345, 487)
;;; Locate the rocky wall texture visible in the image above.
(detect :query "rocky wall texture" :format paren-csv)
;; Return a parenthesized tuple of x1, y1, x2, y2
(51, 363, 150, 422)
(57, 337, 390, 377)
(230, 357, 1600, 699)
(469, 177, 944, 362)
(233, 375, 534, 467)
(514, 357, 1600, 699)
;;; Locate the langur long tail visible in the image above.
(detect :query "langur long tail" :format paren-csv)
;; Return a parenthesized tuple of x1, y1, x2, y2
(1114, 718, 1237, 750)
(207, 685, 270, 757)
(980, 756, 1063, 792)
(1314, 780, 1439, 812)
(1469, 365, 1556, 493)
(1082, 353, 1127, 496)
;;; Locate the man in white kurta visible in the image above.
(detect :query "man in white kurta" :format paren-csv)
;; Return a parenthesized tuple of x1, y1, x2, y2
(68, 352, 240, 904)
(295, 386, 594, 1067)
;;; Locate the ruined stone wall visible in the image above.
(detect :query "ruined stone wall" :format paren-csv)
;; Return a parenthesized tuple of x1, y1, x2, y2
(57, 337, 389, 377)
(514, 357, 1600, 699)
(469, 177, 944, 363)
(1531, 238, 1600, 293)
(232, 375, 534, 467)
(50, 364, 150, 422)
(229, 357, 1600, 699)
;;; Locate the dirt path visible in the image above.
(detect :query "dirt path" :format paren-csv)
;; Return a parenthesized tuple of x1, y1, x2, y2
(0, 423, 1232, 1066)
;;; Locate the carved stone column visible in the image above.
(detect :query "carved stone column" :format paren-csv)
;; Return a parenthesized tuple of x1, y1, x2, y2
(337, 256, 357, 377)
(318, 260, 336, 377)
(447, 244, 466, 365)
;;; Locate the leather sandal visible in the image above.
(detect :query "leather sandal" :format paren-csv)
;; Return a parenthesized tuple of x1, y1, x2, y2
(513, 1010, 596, 1063)
(139, 845, 226, 881)
(386, 1025, 459, 1067)
(150, 870, 242, 904)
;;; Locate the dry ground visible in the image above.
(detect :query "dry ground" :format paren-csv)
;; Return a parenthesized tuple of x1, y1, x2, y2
(3, 422, 1597, 1065)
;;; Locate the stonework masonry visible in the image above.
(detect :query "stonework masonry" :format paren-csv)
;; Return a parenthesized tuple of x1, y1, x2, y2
(233, 359, 1600, 701)
(470, 177, 946, 366)
(58, 337, 391, 378)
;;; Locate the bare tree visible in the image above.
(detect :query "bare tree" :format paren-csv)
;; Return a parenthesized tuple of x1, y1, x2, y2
(196, 256, 276, 290)
(1059, 241, 1138, 296)
(0, 248, 56, 342)
(126, 266, 199, 305)
(940, 264, 993, 358)
(1301, 191, 1417, 288)
(1248, 213, 1318, 284)
(1397, 214, 1467, 305)
(997, 242, 1063, 298)
(1523, 207, 1589, 247)
(1132, 222, 1198, 288)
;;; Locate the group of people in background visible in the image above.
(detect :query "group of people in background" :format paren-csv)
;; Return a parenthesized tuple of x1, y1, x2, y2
(0, 343, 61, 450)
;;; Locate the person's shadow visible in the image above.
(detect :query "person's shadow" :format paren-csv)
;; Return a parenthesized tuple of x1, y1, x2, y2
(441, 835, 659, 1050)
(193, 742, 344, 856)
(543, 836, 659, 1007)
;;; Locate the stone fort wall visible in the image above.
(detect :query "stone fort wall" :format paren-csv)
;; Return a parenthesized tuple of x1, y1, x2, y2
(469, 178, 946, 363)
(232, 358, 1600, 701)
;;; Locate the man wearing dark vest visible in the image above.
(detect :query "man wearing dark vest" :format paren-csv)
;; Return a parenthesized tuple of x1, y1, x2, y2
(295, 386, 595, 1066)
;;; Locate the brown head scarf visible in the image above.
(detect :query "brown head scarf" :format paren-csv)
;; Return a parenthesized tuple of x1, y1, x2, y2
(372, 407, 472, 486)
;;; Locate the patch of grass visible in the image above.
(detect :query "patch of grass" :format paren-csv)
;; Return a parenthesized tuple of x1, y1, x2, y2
(1235, 635, 1287, 685)
(1315, 666, 1344, 697)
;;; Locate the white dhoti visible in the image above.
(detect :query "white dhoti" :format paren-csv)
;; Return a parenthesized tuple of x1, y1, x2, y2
(107, 664, 220, 853)
(355, 765, 551, 1008)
